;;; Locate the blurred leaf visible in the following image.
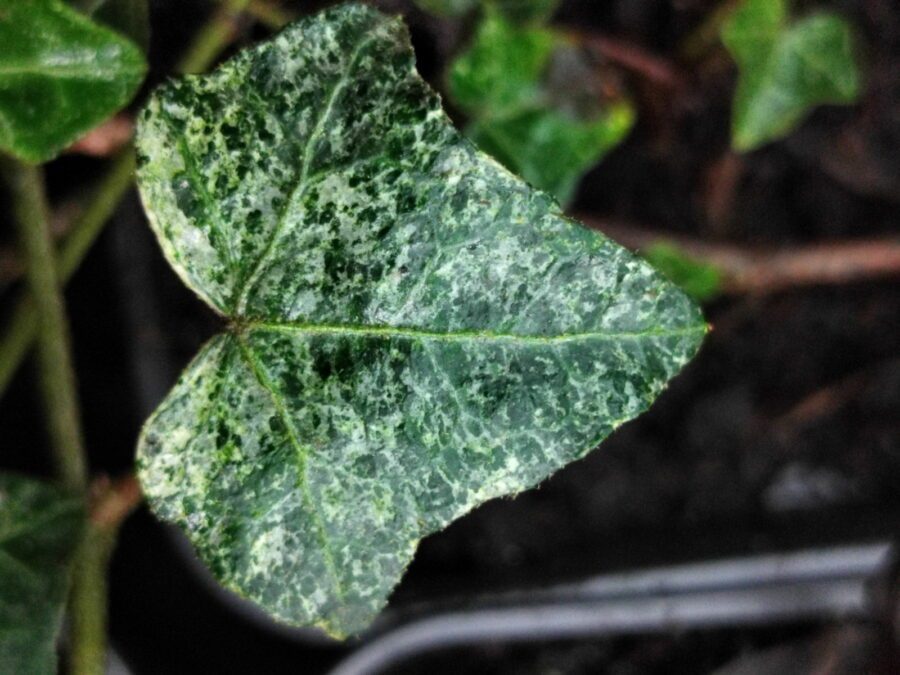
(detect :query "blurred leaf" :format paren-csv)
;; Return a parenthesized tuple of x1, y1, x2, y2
(0, 0, 147, 163)
(0, 474, 83, 675)
(722, 0, 861, 151)
(449, 14, 556, 115)
(412, 0, 479, 17)
(449, 13, 634, 205)
(92, 0, 151, 53)
(470, 102, 634, 207)
(135, 4, 705, 638)
(643, 242, 724, 302)
(487, 0, 560, 24)
(414, 0, 559, 22)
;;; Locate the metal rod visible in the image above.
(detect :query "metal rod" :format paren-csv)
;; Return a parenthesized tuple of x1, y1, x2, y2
(330, 543, 894, 675)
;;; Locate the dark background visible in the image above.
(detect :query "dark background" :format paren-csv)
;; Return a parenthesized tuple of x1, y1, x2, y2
(1, 0, 899, 672)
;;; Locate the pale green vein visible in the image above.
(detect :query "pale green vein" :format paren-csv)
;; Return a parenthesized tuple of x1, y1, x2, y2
(241, 321, 709, 344)
(234, 335, 346, 601)
(0, 63, 144, 78)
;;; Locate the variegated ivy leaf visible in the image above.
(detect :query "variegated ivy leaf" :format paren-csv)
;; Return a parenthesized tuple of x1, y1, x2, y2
(135, 4, 705, 638)
(0, 474, 83, 675)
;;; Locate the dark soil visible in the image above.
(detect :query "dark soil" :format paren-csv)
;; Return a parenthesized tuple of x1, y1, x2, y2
(1, 0, 898, 672)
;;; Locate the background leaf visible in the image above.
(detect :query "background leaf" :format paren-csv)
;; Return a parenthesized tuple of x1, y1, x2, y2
(414, 0, 560, 23)
(412, 0, 479, 17)
(0, 474, 83, 675)
(488, 0, 561, 24)
(722, 0, 861, 151)
(0, 0, 147, 163)
(642, 243, 724, 302)
(91, 0, 151, 54)
(448, 12, 634, 205)
(135, 4, 704, 638)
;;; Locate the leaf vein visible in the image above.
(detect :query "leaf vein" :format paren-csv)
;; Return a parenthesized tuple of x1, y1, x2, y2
(235, 335, 347, 601)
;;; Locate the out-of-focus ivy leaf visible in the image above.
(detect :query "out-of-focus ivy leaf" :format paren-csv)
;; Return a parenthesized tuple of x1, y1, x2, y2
(135, 4, 704, 638)
(414, 0, 559, 22)
(412, 0, 479, 17)
(643, 243, 724, 302)
(449, 13, 556, 116)
(469, 102, 634, 209)
(0, 474, 83, 675)
(488, 0, 560, 24)
(722, 0, 861, 151)
(449, 13, 634, 206)
(0, 0, 147, 163)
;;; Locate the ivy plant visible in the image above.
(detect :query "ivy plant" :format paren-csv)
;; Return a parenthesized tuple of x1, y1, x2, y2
(0, 0, 146, 163)
(448, 11, 634, 206)
(722, 0, 861, 151)
(0, 474, 83, 675)
(135, 4, 704, 637)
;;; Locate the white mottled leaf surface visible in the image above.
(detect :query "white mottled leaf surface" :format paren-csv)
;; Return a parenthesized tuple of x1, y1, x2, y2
(136, 4, 706, 637)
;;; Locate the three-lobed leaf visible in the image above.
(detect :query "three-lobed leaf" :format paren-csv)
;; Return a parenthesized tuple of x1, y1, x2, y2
(0, 474, 83, 675)
(135, 4, 704, 638)
(722, 0, 861, 151)
(448, 12, 634, 206)
(0, 0, 146, 163)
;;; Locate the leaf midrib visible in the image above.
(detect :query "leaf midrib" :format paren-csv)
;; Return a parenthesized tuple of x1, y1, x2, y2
(238, 320, 707, 343)
(0, 62, 143, 79)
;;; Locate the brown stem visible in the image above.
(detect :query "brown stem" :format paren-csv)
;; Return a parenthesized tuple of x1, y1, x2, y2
(581, 216, 900, 295)
(89, 474, 143, 530)
(572, 30, 687, 89)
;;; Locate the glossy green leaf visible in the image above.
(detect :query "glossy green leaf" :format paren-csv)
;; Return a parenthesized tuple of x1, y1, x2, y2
(722, 0, 861, 151)
(0, 0, 147, 163)
(449, 13, 634, 205)
(643, 243, 724, 302)
(0, 474, 83, 675)
(135, 4, 705, 638)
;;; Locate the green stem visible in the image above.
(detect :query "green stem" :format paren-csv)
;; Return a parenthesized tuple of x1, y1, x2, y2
(69, 474, 142, 675)
(69, 524, 117, 675)
(0, 149, 136, 398)
(179, 0, 251, 73)
(242, 0, 292, 30)
(1, 158, 88, 492)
